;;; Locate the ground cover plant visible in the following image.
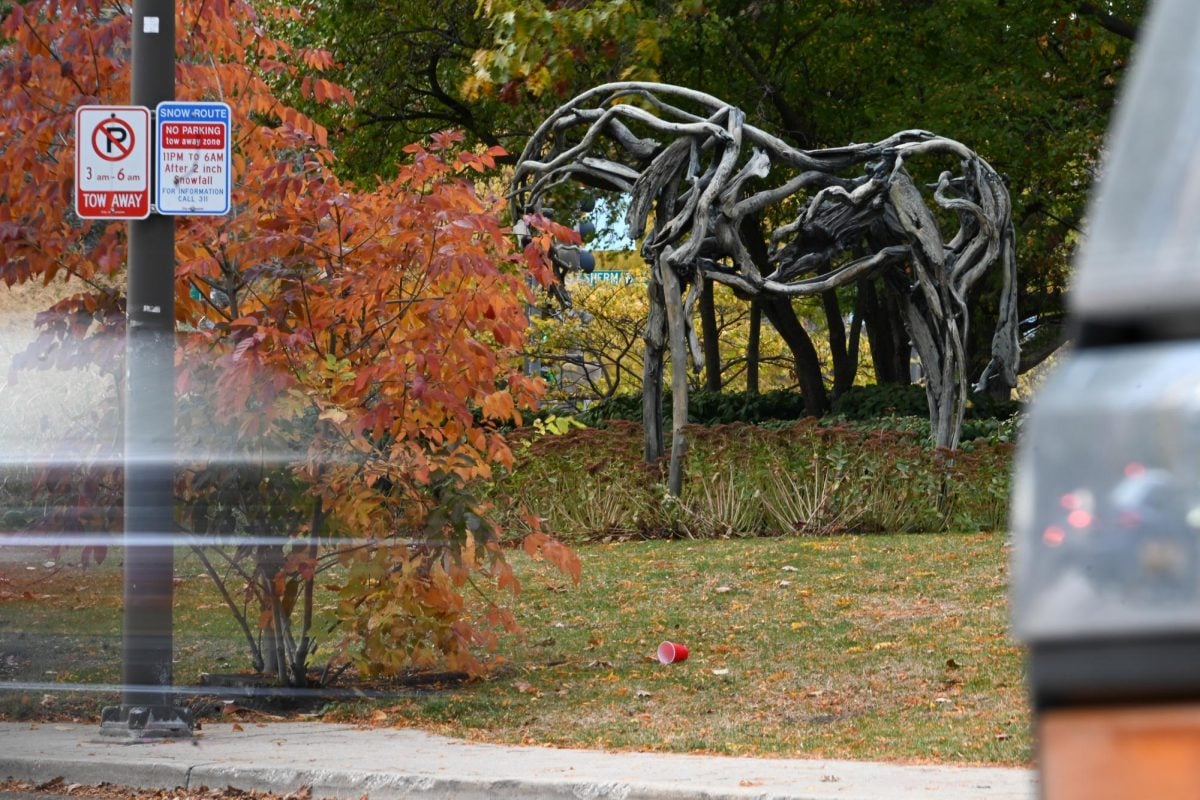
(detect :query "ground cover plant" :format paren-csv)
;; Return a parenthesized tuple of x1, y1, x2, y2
(0, 532, 1026, 765)
(493, 418, 1015, 542)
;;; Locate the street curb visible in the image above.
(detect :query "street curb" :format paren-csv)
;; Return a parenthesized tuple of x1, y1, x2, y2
(0, 755, 191, 792)
(0, 755, 861, 800)
(182, 766, 793, 800)
(0, 722, 1035, 800)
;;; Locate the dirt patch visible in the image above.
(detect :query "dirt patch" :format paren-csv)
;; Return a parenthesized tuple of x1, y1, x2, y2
(1, 777, 313, 800)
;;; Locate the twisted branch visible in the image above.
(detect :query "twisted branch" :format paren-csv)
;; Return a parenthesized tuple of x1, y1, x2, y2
(513, 81, 1020, 466)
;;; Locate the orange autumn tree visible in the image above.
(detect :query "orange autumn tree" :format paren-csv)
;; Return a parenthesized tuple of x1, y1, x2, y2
(0, 0, 578, 684)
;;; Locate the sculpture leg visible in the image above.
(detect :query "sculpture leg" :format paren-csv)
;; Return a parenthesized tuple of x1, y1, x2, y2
(643, 267, 667, 463)
(942, 324, 969, 451)
(932, 331, 965, 451)
(661, 261, 689, 497)
(899, 296, 964, 451)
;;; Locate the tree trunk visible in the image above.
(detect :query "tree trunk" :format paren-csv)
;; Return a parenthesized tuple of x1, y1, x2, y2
(847, 287, 865, 390)
(860, 276, 911, 385)
(742, 216, 828, 414)
(746, 299, 761, 395)
(699, 277, 722, 392)
(821, 286, 854, 399)
(760, 295, 829, 416)
(882, 282, 913, 383)
(859, 278, 894, 384)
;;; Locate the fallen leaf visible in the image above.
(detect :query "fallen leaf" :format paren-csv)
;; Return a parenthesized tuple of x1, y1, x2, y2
(739, 779, 764, 787)
(635, 688, 652, 698)
(946, 658, 962, 669)
(232, 722, 244, 731)
(872, 641, 897, 650)
(711, 668, 730, 676)
(514, 680, 540, 695)
(777, 580, 792, 588)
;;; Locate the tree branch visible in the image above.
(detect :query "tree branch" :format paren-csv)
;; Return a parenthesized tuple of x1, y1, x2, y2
(1078, 2, 1139, 41)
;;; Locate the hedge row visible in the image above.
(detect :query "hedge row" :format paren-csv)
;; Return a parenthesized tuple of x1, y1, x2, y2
(574, 384, 1022, 429)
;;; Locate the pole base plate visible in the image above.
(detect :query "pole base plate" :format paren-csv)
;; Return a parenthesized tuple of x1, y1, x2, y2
(100, 704, 194, 739)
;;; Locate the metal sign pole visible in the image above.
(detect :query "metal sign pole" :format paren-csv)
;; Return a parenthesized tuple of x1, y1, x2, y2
(100, 0, 191, 738)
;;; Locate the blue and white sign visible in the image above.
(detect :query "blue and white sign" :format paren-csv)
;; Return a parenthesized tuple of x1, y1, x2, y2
(571, 270, 637, 286)
(155, 101, 231, 215)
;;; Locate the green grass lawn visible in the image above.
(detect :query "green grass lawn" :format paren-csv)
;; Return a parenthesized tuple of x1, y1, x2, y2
(359, 532, 1029, 765)
(0, 532, 1029, 765)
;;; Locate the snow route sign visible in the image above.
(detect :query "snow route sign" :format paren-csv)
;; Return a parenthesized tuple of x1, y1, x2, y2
(75, 105, 151, 219)
(155, 101, 232, 216)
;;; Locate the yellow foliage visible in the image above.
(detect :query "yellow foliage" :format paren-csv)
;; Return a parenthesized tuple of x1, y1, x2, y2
(531, 251, 801, 402)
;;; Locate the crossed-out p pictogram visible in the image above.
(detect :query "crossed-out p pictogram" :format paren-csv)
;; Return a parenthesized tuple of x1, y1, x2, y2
(92, 115, 136, 162)
(75, 105, 150, 220)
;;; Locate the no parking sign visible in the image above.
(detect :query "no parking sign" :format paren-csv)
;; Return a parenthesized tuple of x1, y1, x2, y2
(155, 102, 232, 215)
(74, 106, 151, 219)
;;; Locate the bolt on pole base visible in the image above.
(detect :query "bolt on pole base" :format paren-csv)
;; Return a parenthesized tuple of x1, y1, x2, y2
(100, 704, 194, 739)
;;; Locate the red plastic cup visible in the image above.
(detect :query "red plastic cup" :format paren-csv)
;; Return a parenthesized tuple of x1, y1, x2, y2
(657, 641, 689, 664)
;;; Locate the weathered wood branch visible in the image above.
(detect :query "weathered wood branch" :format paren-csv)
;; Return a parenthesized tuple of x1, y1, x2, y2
(512, 82, 1020, 493)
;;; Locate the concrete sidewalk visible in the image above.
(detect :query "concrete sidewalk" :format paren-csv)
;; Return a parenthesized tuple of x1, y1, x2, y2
(0, 721, 1033, 800)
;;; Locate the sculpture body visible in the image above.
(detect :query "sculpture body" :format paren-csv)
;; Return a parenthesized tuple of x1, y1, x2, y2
(512, 83, 1019, 495)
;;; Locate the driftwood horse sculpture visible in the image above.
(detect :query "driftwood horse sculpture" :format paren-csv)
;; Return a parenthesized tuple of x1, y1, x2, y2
(512, 82, 1019, 495)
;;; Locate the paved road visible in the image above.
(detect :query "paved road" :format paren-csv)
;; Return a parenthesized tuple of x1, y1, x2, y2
(0, 721, 1034, 800)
